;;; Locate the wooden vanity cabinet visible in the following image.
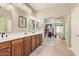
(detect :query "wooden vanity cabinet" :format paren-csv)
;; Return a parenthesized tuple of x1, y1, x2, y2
(32, 35, 37, 50)
(39, 34, 42, 45)
(24, 36, 32, 56)
(0, 33, 42, 56)
(0, 41, 11, 56)
(36, 35, 39, 47)
(12, 39, 23, 56)
(32, 34, 42, 50)
(36, 34, 42, 47)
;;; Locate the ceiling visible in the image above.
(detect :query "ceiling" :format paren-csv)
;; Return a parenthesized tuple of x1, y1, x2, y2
(28, 3, 76, 11)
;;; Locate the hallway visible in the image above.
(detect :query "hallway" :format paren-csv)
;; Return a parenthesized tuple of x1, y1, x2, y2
(44, 36, 55, 46)
(29, 38, 75, 56)
(0, 3, 78, 56)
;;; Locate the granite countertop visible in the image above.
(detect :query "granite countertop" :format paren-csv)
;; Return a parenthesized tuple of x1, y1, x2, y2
(0, 32, 42, 43)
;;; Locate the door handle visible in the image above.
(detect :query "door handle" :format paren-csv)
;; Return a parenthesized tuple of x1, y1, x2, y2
(76, 35, 79, 37)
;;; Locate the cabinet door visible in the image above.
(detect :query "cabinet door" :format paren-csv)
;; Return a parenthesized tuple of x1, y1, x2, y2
(39, 34, 42, 44)
(32, 35, 36, 50)
(0, 41, 11, 56)
(36, 35, 39, 47)
(0, 47, 11, 56)
(12, 39, 23, 56)
(24, 37, 32, 55)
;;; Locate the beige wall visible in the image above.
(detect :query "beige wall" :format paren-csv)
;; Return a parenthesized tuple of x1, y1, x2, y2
(6, 4, 36, 33)
(11, 6, 28, 32)
(71, 4, 79, 55)
(36, 5, 74, 20)
(64, 14, 71, 48)
(35, 5, 74, 38)
(36, 5, 74, 44)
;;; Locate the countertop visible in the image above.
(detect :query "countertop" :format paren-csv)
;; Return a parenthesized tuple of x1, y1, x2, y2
(0, 32, 42, 43)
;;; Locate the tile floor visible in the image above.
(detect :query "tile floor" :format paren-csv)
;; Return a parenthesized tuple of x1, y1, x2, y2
(29, 37, 75, 56)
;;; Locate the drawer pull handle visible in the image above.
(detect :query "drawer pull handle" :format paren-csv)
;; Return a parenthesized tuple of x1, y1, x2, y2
(8, 49, 10, 51)
(76, 35, 79, 37)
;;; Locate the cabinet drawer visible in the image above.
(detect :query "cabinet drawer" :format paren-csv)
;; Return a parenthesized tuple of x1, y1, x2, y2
(0, 41, 11, 49)
(0, 41, 11, 56)
(0, 47, 11, 56)
(32, 35, 36, 39)
(25, 36, 31, 40)
(12, 39, 23, 45)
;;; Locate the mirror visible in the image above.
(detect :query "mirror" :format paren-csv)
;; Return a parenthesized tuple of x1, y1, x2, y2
(0, 4, 41, 33)
(30, 20, 36, 33)
(29, 17, 41, 33)
(0, 4, 28, 33)
(0, 5, 11, 33)
(0, 16, 5, 32)
(36, 20, 40, 31)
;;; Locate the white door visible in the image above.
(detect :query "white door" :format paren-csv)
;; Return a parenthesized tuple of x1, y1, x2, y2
(71, 6, 79, 55)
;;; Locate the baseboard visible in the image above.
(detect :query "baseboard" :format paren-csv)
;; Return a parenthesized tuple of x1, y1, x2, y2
(67, 47, 76, 56)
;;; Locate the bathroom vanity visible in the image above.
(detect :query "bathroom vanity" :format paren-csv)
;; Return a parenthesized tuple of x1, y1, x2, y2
(0, 33, 42, 56)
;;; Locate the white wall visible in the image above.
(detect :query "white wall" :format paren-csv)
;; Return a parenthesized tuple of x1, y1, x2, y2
(71, 4, 79, 55)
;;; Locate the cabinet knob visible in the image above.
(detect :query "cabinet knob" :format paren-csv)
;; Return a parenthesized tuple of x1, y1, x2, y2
(76, 35, 79, 37)
(4, 52, 8, 55)
(13, 47, 14, 49)
(8, 49, 10, 51)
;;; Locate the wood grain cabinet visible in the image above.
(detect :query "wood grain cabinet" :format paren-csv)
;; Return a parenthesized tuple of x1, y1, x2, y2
(32, 35, 37, 50)
(0, 33, 42, 56)
(24, 36, 32, 56)
(39, 34, 42, 44)
(0, 41, 11, 56)
(36, 35, 39, 47)
(12, 39, 23, 56)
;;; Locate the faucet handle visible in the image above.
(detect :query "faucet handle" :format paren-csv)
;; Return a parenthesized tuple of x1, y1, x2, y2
(5, 34, 8, 37)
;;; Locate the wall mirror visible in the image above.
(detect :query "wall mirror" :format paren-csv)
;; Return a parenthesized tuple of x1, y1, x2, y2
(29, 17, 36, 33)
(0, 16, 5, 32)
(31, 20, 35, 32)
(0, 4, 29, 33)
(0, 5, 11, 33)
(36, 20, 40, 31)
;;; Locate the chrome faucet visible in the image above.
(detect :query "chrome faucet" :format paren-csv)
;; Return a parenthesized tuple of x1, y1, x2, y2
(1, 32, 7, 38)
(1, 32, 5, 38)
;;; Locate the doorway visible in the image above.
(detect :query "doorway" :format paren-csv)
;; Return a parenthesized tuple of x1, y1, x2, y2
(55, 22, 65, 39)
(43, 17, 65, 45)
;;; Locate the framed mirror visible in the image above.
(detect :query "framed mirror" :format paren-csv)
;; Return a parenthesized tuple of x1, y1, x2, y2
(36, 21, 40, 30)
(31, 20, 35, 32)
(29, 18, 36, 33)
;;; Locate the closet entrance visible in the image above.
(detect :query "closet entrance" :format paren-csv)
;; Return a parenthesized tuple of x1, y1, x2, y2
(44, 24, 54, 38)
(44, 17, 65, 45)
